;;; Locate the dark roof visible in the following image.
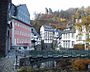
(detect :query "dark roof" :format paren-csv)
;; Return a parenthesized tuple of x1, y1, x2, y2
(43, 25, 54, 31)
(62, 29, 75, 33)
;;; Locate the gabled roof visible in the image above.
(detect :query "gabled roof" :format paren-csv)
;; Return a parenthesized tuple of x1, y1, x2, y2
(17, 4, 30, 16)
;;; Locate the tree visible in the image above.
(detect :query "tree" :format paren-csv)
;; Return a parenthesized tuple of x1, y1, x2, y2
(86, 6, 90, 15)
(49, 8, 53, 14)
(45, 8, 48, 14)
(75, 16, 90, 50)
(82, 16, 90, 49)
(72, 59, 90, 71)
(34, 12, 41, 20)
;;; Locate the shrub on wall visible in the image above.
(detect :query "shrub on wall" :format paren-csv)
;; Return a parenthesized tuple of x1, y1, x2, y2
(74, 44, 85, 50)
(17, 66, 33, 72)
(72, 59, 90, 71)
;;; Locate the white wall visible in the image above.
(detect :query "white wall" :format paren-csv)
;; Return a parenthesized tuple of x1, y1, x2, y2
(40, 25, 54, 43)
(61, 32, 76, 48)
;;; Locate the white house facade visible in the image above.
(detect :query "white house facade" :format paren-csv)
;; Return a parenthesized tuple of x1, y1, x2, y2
(61, 24, 76, 49)
(40, 25, 54, 50)
(40, 25, 54, 43)
(40, 25, 62, 50)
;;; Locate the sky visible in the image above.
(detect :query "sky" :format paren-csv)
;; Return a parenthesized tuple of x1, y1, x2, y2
(12, 0, 90, 20)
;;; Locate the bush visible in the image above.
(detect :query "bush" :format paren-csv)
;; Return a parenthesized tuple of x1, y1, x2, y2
(87, 45, 90, 50)
(17, 66, 33, 72)
(74, 44, 85, 50)
(17, 67, 27, 72)
(72, 59, 90, 71)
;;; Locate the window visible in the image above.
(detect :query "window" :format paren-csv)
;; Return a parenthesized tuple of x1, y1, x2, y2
(62, 34, 64, 39)
(65, 41, 67, 48)
(66, 33, 68, 39)
(79, 36, 82, 40)
(64, 34, 66, 39)
(63, 41, 65, 48)
(68, 41, 70, 48)
(72, 41, 74, 47)
(68, 33, 70, 39)
(65, 34, 67, 39)
(72, 33, 74, 38)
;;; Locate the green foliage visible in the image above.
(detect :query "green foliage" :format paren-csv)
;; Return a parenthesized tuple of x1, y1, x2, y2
(75, 15, 90, 45)
(17, 66, 33, 72)
(86, 38, 90, 42)
(82, 16, 90, 25)
(75, 23, 82, 32)
(82, 16, 90, 32)
(27, 66, 33, 72)
(48, 19, 53, 23)
(74, 9, 81, 19)
(86, 6, 90, 15)
(17, 67, 27, 72)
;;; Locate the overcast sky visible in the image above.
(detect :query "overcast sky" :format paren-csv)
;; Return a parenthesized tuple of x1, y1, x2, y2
(12, 0, 90, 20)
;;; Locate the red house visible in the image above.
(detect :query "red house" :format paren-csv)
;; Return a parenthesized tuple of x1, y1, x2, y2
(10, 17, 31, 50)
